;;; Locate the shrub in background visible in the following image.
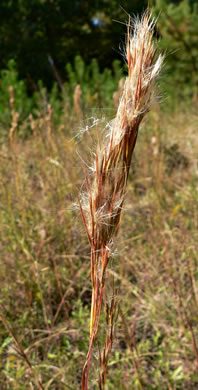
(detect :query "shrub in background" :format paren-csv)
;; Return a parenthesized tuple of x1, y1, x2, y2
(0, 60, 32, 135)
(0, 56, 123, 138)
(0, 0, 198, 138)
(152, 0, 198, 104)
(65, 55, 123, 109)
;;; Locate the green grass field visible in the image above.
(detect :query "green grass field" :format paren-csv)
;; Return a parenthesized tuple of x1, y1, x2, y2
(0, 99, 198, 389)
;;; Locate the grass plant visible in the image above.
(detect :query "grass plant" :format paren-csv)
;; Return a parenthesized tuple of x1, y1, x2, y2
(0, 80, 198, 390)
(80, 11, 163, 389)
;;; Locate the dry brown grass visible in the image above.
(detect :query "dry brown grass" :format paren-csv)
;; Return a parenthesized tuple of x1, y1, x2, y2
(0, 15, 198, 390)
(0, 93, 198, 389)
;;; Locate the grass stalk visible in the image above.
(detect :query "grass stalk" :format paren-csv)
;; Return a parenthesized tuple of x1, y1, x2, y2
(79, 10, 163, 389)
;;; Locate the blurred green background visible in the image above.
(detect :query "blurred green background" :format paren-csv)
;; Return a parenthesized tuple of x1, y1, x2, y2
(0, 0, 197, 134)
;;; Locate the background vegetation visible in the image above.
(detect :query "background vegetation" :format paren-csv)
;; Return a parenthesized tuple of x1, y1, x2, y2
(0, 0, 198, 389)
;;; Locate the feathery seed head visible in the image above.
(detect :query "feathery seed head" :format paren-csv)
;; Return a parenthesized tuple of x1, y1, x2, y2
(80, 11, 163, 255)
(81, 12, 164, 387)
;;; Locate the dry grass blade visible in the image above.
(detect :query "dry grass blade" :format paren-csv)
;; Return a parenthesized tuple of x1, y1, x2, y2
(80, 10, 163, 390)
(0, 314, 44, 390)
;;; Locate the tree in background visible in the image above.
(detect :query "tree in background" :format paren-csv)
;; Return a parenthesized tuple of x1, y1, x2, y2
(151, 0, 198, 101)
(0, 0, 147, 89)
(0, 0, 197, 103)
